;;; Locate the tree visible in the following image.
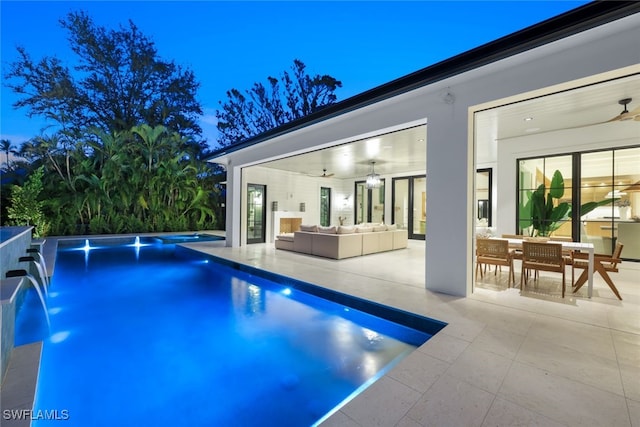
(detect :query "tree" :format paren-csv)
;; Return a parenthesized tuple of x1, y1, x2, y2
(7, 166, 49, 237)
(216, 59, 341, 147)
(5, 11, 204, 144)
(1, 139, 19, 168)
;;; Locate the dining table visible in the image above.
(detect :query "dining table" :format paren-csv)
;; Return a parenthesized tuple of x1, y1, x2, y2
(498, 238, 596, 297)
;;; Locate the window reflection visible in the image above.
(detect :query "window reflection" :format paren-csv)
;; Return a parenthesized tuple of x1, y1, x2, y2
(476, 169, 492, 227)
(517, 147, 639, 259)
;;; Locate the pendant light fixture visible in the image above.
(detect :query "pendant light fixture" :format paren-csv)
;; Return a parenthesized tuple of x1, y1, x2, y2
(366, 161, 381, 189)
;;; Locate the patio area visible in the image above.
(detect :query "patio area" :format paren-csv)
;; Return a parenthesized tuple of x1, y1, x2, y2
(184, 238, 640, 426)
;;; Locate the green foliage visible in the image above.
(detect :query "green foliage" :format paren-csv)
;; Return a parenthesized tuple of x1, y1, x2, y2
(7, 124, 222, 236)
(520, 170, 615, 237)
(529, 170, 571, 237)
(2, 10, 224, 235)
(216, 59, 342, 146)
(7, 166, 50, 237)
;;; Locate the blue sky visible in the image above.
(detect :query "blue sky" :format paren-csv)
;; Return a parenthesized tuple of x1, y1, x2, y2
(1, 1, 589, 149)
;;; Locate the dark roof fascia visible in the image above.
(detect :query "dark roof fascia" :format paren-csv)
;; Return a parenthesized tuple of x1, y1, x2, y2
(206, 1, 640, 161)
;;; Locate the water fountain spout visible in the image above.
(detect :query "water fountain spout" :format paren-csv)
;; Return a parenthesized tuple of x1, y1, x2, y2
(26, 248, 49, 286)
(19, 256, 49, 296)
(6, 269, 50, 328)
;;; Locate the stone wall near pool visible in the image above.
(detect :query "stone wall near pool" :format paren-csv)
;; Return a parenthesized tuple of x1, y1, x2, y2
(0, 226, 34, 382)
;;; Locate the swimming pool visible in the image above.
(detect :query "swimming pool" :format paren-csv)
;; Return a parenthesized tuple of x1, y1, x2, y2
(15, 238, 445, 426)
(152, 233, 224, 244)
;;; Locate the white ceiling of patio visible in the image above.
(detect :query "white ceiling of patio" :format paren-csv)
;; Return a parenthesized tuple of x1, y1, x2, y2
(256, 73, 640, 180)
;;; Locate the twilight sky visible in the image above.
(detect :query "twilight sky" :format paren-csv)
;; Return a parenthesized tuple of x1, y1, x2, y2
(1, 0, 589, 149)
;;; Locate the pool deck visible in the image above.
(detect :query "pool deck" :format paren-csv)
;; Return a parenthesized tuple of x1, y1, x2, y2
(2, 234, 638, 426)
(184, 239, 640, 427)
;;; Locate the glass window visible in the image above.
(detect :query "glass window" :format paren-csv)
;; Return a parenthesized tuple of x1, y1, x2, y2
(476, 169, 491, 226)
(518, 155, 572, 237)
(320, 187, 331, 227)
(517, 146, 639, 259)
(355, 180, 385, 224)
(581, 147, 640, 255)
(413, 177, 426, 234)
(393, 178, 409, 230)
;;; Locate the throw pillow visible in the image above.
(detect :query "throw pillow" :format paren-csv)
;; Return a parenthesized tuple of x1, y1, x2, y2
(318, 226, 337, 234)
(337, 226, 355, 234)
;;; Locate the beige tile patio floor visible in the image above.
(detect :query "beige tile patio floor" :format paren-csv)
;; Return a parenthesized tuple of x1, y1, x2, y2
(2, 235, 638, 426)
(183, 238, 640, 427)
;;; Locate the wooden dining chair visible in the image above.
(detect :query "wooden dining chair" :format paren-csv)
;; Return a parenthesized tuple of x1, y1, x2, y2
(501, 234, 524, 260)
(476, 238, 515, 286)
(550, 236, 574, 265)
(571, 242, 624, 300)
(520, 241, 566, 297)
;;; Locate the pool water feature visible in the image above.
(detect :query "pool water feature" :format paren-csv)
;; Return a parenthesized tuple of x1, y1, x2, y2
(15, 238, 444, 426)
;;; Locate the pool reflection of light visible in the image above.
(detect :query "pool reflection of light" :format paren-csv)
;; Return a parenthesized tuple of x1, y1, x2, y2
(16, 240, 435, 427)
(128, 236, 152, 249)
(83, 239, 92, 252)
(128, 236, 152, 261)
(49, 331, 71, 343)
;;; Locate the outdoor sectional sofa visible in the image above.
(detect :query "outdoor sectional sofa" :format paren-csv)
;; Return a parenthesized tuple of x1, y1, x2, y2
(275, 224, 408, 259)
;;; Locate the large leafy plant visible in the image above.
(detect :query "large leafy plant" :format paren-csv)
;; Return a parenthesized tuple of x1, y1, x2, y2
(519, 170, 615, 237)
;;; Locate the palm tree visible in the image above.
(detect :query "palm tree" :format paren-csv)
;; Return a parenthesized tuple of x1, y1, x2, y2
(0, 139, 19, 169)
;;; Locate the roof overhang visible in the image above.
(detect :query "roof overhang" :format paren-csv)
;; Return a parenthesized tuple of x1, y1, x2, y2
(206, 1, 640, 165)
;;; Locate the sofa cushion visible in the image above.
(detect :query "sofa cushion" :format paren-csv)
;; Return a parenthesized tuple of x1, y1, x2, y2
(355, 226, 374, 233)
(318, 226, 337, 234)
(312, 231, 363, 259)
(387, 224, 398, 230)
(293, 231, 314, 253)
(276, 233, 294, 242)
(373, 225, 387, 232)
(337, 226, 355, 234)
(392, 229, 408, 249)
(300, 224, 318, 232)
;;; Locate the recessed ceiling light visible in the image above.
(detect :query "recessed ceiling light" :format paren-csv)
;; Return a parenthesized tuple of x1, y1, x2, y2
(418, 138, 425, 142)
(524, 117, 534, 121)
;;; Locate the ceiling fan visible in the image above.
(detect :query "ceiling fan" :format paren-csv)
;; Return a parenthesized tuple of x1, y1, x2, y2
(606, 98, 640, 122)
(308, 168, 335, 178)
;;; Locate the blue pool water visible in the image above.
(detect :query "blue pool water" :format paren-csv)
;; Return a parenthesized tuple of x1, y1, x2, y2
(15, 238, 444, 426)
(152, 233, 223, 244)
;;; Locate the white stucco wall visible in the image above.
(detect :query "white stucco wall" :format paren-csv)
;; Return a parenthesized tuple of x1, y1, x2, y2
(220, 12, 640, 296)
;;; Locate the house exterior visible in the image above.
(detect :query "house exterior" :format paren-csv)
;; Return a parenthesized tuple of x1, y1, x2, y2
(207, 2, 640, 297)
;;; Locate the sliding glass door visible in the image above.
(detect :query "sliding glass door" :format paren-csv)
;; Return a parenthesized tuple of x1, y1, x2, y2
(580, 148, 639, 256)
(517, 146, 639, 259)
(392, 176, 426, 240)
(355, 180, 385, 224)
(247, 183, 266, 244)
